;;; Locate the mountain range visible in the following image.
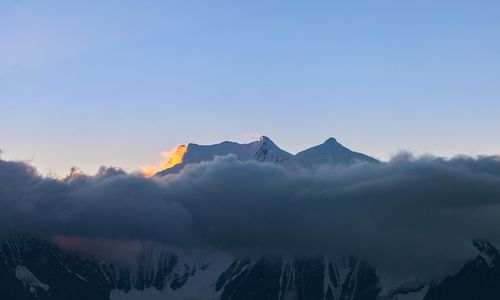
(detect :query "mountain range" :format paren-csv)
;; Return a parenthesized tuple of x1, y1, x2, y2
(2, 137, 499, 300)
(3, 234, 500, 300)
(156, 136, 377, 176)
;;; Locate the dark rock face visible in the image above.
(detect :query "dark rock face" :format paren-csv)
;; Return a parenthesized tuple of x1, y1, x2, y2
(0, 236, 380, 300)
(2, 236, 500, 300)
(424, 241, 500, 300)
(0, 236, 111, 300)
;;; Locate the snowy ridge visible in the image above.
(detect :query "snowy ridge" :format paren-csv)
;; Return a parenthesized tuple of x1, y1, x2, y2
(15, 265, 50, 295)
(156, 136, 376, 176)
(157, 137, 293, 176)
(293, 138, 378, 169)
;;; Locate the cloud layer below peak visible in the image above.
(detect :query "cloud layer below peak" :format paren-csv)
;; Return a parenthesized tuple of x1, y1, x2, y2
(2, 154, 500, 278)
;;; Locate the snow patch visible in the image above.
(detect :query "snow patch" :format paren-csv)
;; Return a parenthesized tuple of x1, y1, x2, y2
(15, 265, 49, 294)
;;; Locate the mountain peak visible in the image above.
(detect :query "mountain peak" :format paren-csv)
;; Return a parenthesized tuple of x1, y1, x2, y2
(255, 136, 293, 162)
(294, 137, 378, 168)
(258, 136, 278, 147)
(324, 137, 338, 145)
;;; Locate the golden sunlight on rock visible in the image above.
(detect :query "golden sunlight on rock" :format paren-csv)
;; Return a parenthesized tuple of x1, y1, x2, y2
(140, 145, 187, 177)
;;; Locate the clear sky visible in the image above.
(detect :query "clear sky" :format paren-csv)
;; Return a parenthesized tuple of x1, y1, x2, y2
(1, 0, 499, 176)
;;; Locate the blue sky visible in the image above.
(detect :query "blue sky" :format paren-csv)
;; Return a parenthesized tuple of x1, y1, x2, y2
(1, 0, 500, 175)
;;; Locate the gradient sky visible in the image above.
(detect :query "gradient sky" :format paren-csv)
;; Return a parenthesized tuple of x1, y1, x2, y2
(1, 0, 499, 176)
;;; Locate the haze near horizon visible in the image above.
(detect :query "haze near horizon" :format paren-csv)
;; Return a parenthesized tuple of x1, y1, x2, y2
(1, 0, 500, 175)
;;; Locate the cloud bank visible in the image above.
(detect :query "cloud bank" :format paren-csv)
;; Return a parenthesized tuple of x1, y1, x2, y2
(2, 154, 500, 277)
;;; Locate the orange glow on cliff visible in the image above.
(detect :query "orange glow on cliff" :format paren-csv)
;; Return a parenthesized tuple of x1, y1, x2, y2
(53, 235, 142, 263)
(140, 145, 187, 177)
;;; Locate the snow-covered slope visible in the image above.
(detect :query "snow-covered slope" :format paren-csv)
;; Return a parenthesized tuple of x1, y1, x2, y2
(156, 136, 376, 176)
(156, 136, 293, 176)
(0, 236, 380, 300)
(2, 236, 499, 300)
(293, 138, 378, 169)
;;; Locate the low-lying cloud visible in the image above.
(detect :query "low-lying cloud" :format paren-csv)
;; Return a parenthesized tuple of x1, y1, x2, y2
(2, 154, 500, 278)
